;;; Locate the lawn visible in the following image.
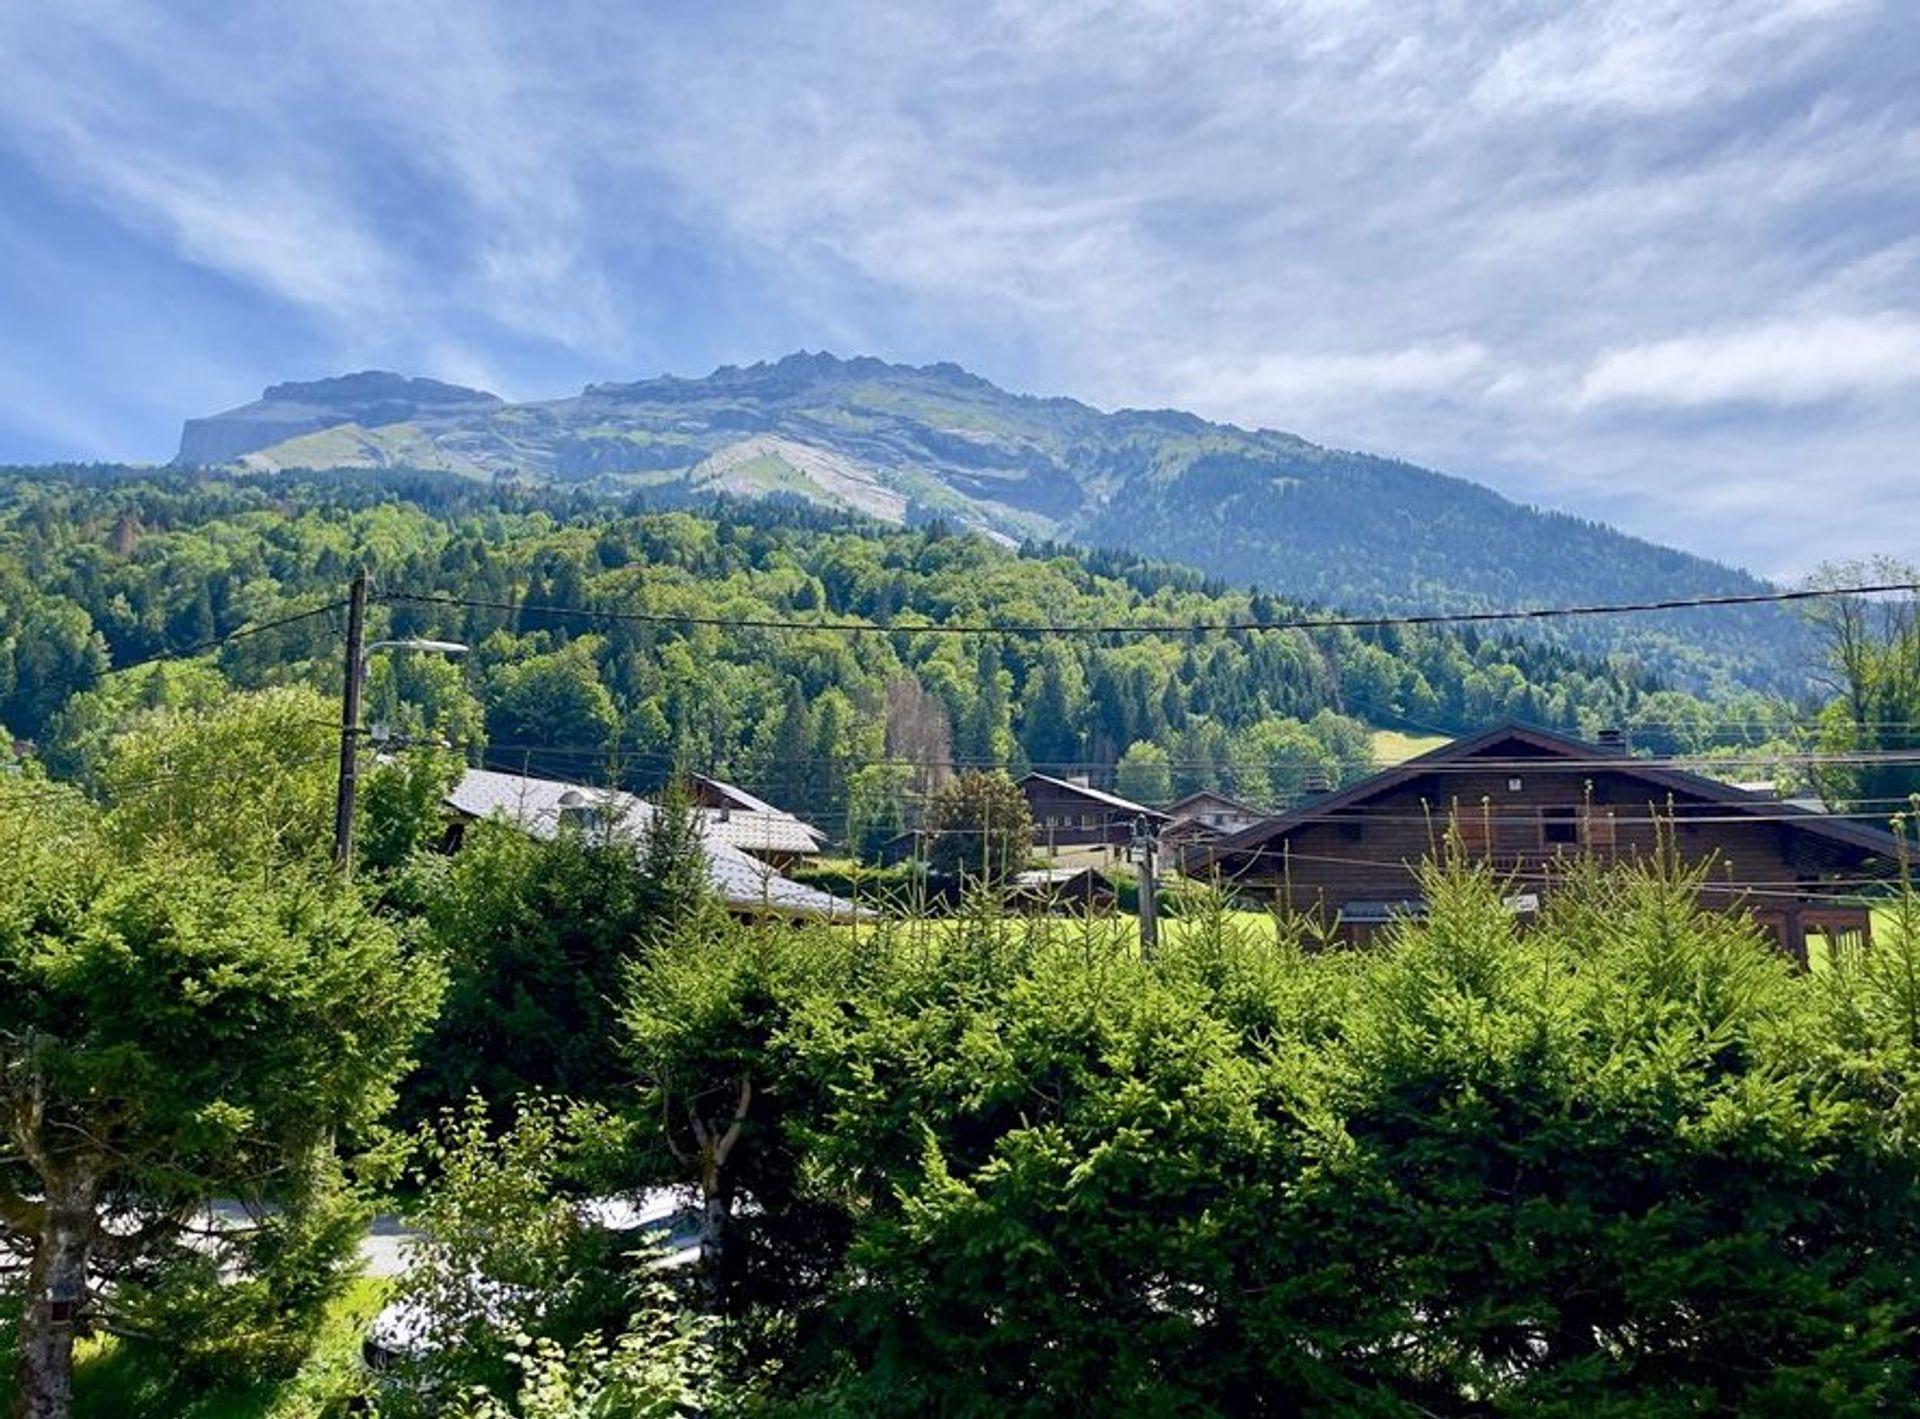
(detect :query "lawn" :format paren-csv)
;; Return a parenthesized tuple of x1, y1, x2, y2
(0, 1278, 388, 1419)
(1370, 728, 1452, 765)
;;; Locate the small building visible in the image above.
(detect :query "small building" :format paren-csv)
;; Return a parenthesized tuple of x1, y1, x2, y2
(682, 773, 828, 870)
(1020, 773, 1168, 850)
(874, 829, 935, 869)
(1161, 789, 1267, 847)
(445, 769, 865, 921)
(1006, 866, 1118, 915)
(1185, 721, 1907, 959)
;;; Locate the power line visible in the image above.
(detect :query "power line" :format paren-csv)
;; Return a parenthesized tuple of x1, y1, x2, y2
(378, 578, 1920, 639)
(31, 601, 346, 706)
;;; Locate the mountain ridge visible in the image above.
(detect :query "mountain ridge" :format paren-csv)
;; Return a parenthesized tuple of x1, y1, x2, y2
(173, 352, 1801, 691)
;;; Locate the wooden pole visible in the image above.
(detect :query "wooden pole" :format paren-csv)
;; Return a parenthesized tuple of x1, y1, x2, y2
(1135, 815, 1158, 960)
(332, 568, 368, 876)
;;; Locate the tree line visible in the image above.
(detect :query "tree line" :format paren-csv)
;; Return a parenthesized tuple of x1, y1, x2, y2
(0, 465, 1803, 850)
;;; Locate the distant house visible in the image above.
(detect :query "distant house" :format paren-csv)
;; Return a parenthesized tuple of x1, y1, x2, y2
(1185, 721, 1906, 959)
(874, 829, 935, 869)
(1020, 773, 1168, 850)
(1005, 866, 1117, 914)
(444, 769, 865, 921)
(682, 773, 828, 869)
(1161, 789, 1266, 847)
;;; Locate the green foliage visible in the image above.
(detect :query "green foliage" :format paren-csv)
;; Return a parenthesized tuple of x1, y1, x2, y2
(0, 771, 442, 1415)
(109, 1160, 369, 1386)
(96, 684, 340, 868)
(0, 1280, 390, 1419)
(616, 863, 1920, 1416)
(358, 747, 465, 874)
(383, 1098, 642, 1416)
(484, 640, 620, 781)
(407, 798, 714, 1120)
(923, 771, 1036, 886)
(1112, 739, 1171, 806)
(845, 762, 914, 863)
(0, 467, 1737, 844)
(450, 1311, 718, 1419)
(1801, 559, 1920, 810)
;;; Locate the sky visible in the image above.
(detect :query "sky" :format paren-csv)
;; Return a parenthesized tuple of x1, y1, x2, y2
(0, 0, 1915, 580)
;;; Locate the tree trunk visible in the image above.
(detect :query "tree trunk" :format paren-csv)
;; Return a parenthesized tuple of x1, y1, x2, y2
(698, 1178, 731, 1315)
(12, 1175, 98, 1419)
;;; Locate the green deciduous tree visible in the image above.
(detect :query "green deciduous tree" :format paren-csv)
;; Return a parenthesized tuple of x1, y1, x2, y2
(95, 685, 339, 869)
(923, 770, 1035, 886)
(1113, 739, 1172, 807)
(1802, 558, 1920, 810)
(483, 641, 619, 781)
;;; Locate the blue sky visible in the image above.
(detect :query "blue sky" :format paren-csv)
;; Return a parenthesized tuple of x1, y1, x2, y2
(1, 1, 1916, 579)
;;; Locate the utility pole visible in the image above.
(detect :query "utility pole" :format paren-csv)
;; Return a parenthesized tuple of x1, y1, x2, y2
(332, 568, 368, 875)
(1134, 815, 1158, 961)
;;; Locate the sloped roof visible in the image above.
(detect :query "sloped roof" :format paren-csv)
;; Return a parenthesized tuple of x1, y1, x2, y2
(1019, 773, 1170, 822)
(446, 769, 865, 920)
(1013, 866, 1114, 888)
(697, 807, 826, 857)
(1166, 789, 1264, 820)
(1193, 720, 1909, 869)
(687, 773, 798, 819)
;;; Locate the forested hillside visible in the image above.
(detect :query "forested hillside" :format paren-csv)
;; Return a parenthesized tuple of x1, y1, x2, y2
(0, 466, 1790, 843)
(172, 354, 1809, 693)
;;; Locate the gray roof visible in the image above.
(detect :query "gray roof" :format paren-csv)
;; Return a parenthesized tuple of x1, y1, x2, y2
(1165, 789, 1264, 820)
(1018, 773, 1170, 821)
(687, 774, 795, 818)
(446, 769, 866, 920)
(697, 807, 827, 858)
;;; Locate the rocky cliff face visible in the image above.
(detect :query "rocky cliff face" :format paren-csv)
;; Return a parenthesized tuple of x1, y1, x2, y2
(175, 372, 502, 466)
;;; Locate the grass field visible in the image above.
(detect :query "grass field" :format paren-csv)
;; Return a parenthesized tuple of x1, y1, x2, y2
(1370, 728, 1452, 765)
(0, 1278, 388, 1418)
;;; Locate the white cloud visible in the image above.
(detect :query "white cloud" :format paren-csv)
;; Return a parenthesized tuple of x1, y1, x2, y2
(1471, 0, 1868, 117)
(1577, 315, 1920, 408)
(0, 0, 1916, 575)
(1167, 341, 1494, 421)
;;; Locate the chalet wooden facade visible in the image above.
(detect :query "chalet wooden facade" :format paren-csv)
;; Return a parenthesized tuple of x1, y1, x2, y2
(1161, 789, 1267, 848)
(1020, 773, 1168, 849)
(1187, 722, 1907, 959)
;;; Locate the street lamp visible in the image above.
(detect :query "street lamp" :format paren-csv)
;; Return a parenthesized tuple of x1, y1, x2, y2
(332, 569, 469, 875)
(361, 639, 471, 747)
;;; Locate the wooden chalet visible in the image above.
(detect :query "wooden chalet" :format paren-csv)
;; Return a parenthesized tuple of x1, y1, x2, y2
(1187, 722, 1908, 960)
(1161, 789, 1267, 848)
(1021, 773, 1168, 849)
(682, 773, 828, 869)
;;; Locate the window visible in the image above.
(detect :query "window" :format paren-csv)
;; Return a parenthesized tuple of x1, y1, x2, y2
(1542, 808, 1580, 847)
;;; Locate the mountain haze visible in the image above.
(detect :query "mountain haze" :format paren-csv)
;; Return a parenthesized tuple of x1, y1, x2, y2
(175, 353, 1803, 691)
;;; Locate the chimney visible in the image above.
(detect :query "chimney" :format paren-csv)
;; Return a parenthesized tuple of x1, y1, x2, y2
(1301, 770, 1333, 798)
(1596, 728, 1627, 756)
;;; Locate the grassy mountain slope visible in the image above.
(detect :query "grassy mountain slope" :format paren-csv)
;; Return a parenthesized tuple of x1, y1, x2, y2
(175, 353, 1807, 691)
